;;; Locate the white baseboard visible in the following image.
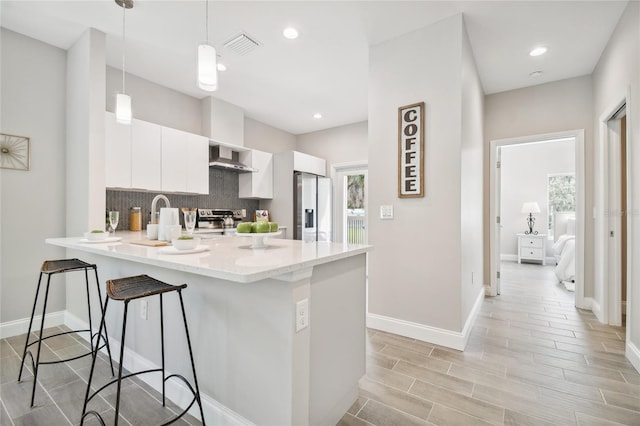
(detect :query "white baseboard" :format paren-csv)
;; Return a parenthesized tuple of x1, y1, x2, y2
(626, 340, 640, 374)
(500, 254, 517, 262)
(64, 311, 254, 426)
(367, 288, 484, 351)
(580, 297, 594, 311)
(0, 310, 65, 339)
(592, 298, 604, 323)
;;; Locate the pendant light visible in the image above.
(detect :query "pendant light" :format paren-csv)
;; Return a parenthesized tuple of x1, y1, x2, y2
(115, 0, 133, 124)
(198, 0, 218, 91)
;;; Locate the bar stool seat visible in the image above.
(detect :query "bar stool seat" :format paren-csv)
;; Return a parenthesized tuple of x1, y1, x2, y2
(18, 258, 114, 407)
(81, 274, 205, 425)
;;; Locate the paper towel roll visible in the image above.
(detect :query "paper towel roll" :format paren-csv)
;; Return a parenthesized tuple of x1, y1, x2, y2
(158, 208, 179, 241)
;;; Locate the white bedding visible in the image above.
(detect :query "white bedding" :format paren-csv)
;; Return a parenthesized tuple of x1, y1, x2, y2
(553, 234, 576, 286)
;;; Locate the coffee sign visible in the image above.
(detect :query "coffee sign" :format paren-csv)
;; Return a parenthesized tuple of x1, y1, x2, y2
(398, 102, 425, 198)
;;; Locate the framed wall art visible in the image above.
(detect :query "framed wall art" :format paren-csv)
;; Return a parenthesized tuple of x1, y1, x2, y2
(0, 133, 30, 171)
(398, 102, 424, 198)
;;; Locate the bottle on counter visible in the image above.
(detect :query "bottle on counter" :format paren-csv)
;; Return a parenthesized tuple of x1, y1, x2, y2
(129, 207, 142, 231)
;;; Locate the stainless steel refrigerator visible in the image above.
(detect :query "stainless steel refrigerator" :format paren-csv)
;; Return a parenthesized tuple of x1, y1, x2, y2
(294, 172, 332, 242)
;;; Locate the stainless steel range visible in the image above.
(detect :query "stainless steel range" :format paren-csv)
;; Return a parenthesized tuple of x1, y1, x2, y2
(196, 209, 245, 235)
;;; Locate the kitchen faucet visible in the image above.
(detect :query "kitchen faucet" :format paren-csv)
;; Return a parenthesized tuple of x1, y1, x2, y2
(150, 194, 171, 224)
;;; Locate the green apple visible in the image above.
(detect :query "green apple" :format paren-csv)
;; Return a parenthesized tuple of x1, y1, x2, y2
(237, 222, 253, 233)
(254, 222, 271, 233)
(268, 222, 278, 232)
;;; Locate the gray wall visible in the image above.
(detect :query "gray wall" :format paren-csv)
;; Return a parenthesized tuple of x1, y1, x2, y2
(0, 29, 67, 324)
(591, 1, 640, 358)
(368, 14, 484, 340)
(484, 76, 593, 293)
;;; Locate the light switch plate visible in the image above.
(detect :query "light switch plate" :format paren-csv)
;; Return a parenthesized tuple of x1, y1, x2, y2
(380, 205, 394, 220)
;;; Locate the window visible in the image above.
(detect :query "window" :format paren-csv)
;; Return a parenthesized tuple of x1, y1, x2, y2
(346, 174, 365, 243)
(548, 174, 576, 238)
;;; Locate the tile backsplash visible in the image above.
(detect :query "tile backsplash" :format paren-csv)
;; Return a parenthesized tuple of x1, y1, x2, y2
(106, 167, 259, 230)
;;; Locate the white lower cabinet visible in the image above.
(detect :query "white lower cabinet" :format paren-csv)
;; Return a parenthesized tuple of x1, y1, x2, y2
(239, 149, 273, 199)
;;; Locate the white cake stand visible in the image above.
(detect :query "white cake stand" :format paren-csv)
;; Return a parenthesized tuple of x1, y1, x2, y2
(236, 231, 281, 248)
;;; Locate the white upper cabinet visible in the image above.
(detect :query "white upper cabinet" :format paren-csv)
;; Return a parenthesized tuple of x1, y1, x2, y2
(105, 112, 132, 188)
(293, 151, 327, 176)
(161, 127, 209, 194)
(105, 112, 208, 194)
(202, 97, 244, 147)
(239, 149, 273, 199)
(186, 133, 209, 194)
(131, 119, 162, 191)
(161, 127, 189, 193)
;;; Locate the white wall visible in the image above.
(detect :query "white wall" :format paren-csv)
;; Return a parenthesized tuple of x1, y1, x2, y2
(296, 121, 368, 167)
(0, 29, 68, 325)
(500, 140, 575, 256)
(591, 1, 640, 366)
(106, 66, 202, 135)
(460, 20, 485, 325)
(484, 76, 593, 293)
(368, 14, 482, 345)
(244, 117, 296, 153)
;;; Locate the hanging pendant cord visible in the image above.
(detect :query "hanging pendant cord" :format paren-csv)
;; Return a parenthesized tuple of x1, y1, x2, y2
(205, 0, 209, 44)
(121, 1, 126, 94)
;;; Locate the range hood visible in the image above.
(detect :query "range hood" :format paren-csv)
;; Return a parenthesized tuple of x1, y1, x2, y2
(209, 145, 256, 172)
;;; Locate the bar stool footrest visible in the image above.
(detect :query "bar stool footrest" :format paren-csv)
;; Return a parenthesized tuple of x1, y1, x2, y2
(23, 329, 109, 365)
(84, 369, 201, 425)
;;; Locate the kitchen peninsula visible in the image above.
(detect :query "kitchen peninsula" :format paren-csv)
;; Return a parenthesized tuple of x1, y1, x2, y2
(47, 232, 370, 425)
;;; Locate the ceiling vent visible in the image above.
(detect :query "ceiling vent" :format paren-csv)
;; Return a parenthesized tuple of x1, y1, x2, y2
(223, 32, 261, 55)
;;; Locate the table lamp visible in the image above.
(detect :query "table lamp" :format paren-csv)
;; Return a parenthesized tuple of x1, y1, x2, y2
(521, 202, 541, 235)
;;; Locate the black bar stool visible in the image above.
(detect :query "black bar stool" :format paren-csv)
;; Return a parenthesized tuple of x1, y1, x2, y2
(18, 258, 114, 407)
(81, 274, 206, 425)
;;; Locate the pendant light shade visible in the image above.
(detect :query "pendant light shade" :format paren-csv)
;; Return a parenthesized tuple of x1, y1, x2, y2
(198, 43, 218, 91)
(115, 0, 132, 124)
(116, 93, 132, 124)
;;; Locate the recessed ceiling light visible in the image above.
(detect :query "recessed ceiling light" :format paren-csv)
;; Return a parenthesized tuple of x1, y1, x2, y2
(529, 46, 547, 57)
(313, 113, 322, 119)
(217, 63, 227, 72)
(529, 70, 543, 78)
(283, 27, 299, 40)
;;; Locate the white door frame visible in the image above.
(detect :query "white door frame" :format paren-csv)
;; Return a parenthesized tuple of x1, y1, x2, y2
(331, 161, 369, 244)
(489, 130, 586, 310)
(595, 88, 631, 327)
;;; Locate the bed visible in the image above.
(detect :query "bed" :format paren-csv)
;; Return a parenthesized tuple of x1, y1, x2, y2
(553, 212, 576, 290)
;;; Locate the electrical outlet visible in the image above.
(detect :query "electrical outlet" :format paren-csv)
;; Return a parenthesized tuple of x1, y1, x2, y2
(140, 300, 148, 320)
(296, 299, 309, 332)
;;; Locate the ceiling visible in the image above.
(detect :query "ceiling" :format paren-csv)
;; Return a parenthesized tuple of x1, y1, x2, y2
(0, 1, 629, 135)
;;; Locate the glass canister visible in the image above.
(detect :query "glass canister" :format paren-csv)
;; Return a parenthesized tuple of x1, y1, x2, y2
(129, 207, 142, 231)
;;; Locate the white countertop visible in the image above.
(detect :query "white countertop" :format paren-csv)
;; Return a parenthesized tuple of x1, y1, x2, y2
(47, 231, 370, 283)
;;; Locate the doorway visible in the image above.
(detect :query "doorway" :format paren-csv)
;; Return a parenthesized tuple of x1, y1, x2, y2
(596, 102, 629, 327)
(489, 130, 586, 308)
(332, 162, 368, 244)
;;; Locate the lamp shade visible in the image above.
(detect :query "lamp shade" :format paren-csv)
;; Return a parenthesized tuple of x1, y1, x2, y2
(521, 202, 541, 214)
(115, 93, 132, 124)
(198, 44, 218, 92)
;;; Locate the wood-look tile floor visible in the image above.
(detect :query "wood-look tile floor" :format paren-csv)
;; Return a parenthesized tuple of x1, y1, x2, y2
(2, 262, 639, 425)
(339, 262, 640, 426)
(0, 325, 202, 425)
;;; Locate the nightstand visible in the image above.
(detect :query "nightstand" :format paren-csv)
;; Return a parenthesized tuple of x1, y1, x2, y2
(517, 233, 546, 265)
